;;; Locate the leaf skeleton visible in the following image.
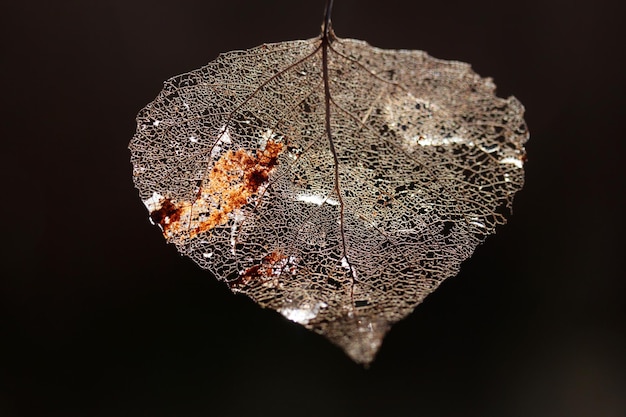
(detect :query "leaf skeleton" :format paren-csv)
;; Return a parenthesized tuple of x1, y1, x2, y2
(129, 0, 528, 365)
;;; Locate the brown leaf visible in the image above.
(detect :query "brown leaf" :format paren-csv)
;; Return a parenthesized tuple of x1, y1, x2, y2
(129, 5, 528, 365)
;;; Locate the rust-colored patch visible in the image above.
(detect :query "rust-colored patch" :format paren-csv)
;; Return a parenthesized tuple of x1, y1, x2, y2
(229, 251, 297, 290)
(149, 198, 181, 229)
(151, 139, 283, 240)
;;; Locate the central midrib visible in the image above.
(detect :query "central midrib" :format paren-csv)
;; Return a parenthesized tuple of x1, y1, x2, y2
(321, 22, 356, 303)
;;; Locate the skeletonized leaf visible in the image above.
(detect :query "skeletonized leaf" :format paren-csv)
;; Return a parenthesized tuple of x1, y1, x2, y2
(129, 10, 528, 364)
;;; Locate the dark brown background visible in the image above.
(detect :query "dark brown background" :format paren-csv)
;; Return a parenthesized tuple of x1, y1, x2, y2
(2, 0, 625, 416)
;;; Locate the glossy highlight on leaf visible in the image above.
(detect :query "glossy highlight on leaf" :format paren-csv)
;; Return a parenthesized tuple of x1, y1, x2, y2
(129, 1, 528, 365)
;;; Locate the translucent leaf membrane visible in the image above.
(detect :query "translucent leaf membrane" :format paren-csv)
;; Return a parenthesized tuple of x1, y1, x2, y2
(129, 33, 528, 365)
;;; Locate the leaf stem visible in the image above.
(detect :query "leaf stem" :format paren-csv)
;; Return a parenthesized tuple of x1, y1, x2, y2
(323, 0, 334, 38)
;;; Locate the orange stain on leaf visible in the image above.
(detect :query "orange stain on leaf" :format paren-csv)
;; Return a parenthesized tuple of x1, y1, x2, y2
(151, 140, 283, 240)
(229, 251, 297, 290)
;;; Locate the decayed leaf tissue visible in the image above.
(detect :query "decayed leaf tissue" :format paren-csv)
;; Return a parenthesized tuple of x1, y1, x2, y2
(129, 0, 528, 365)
